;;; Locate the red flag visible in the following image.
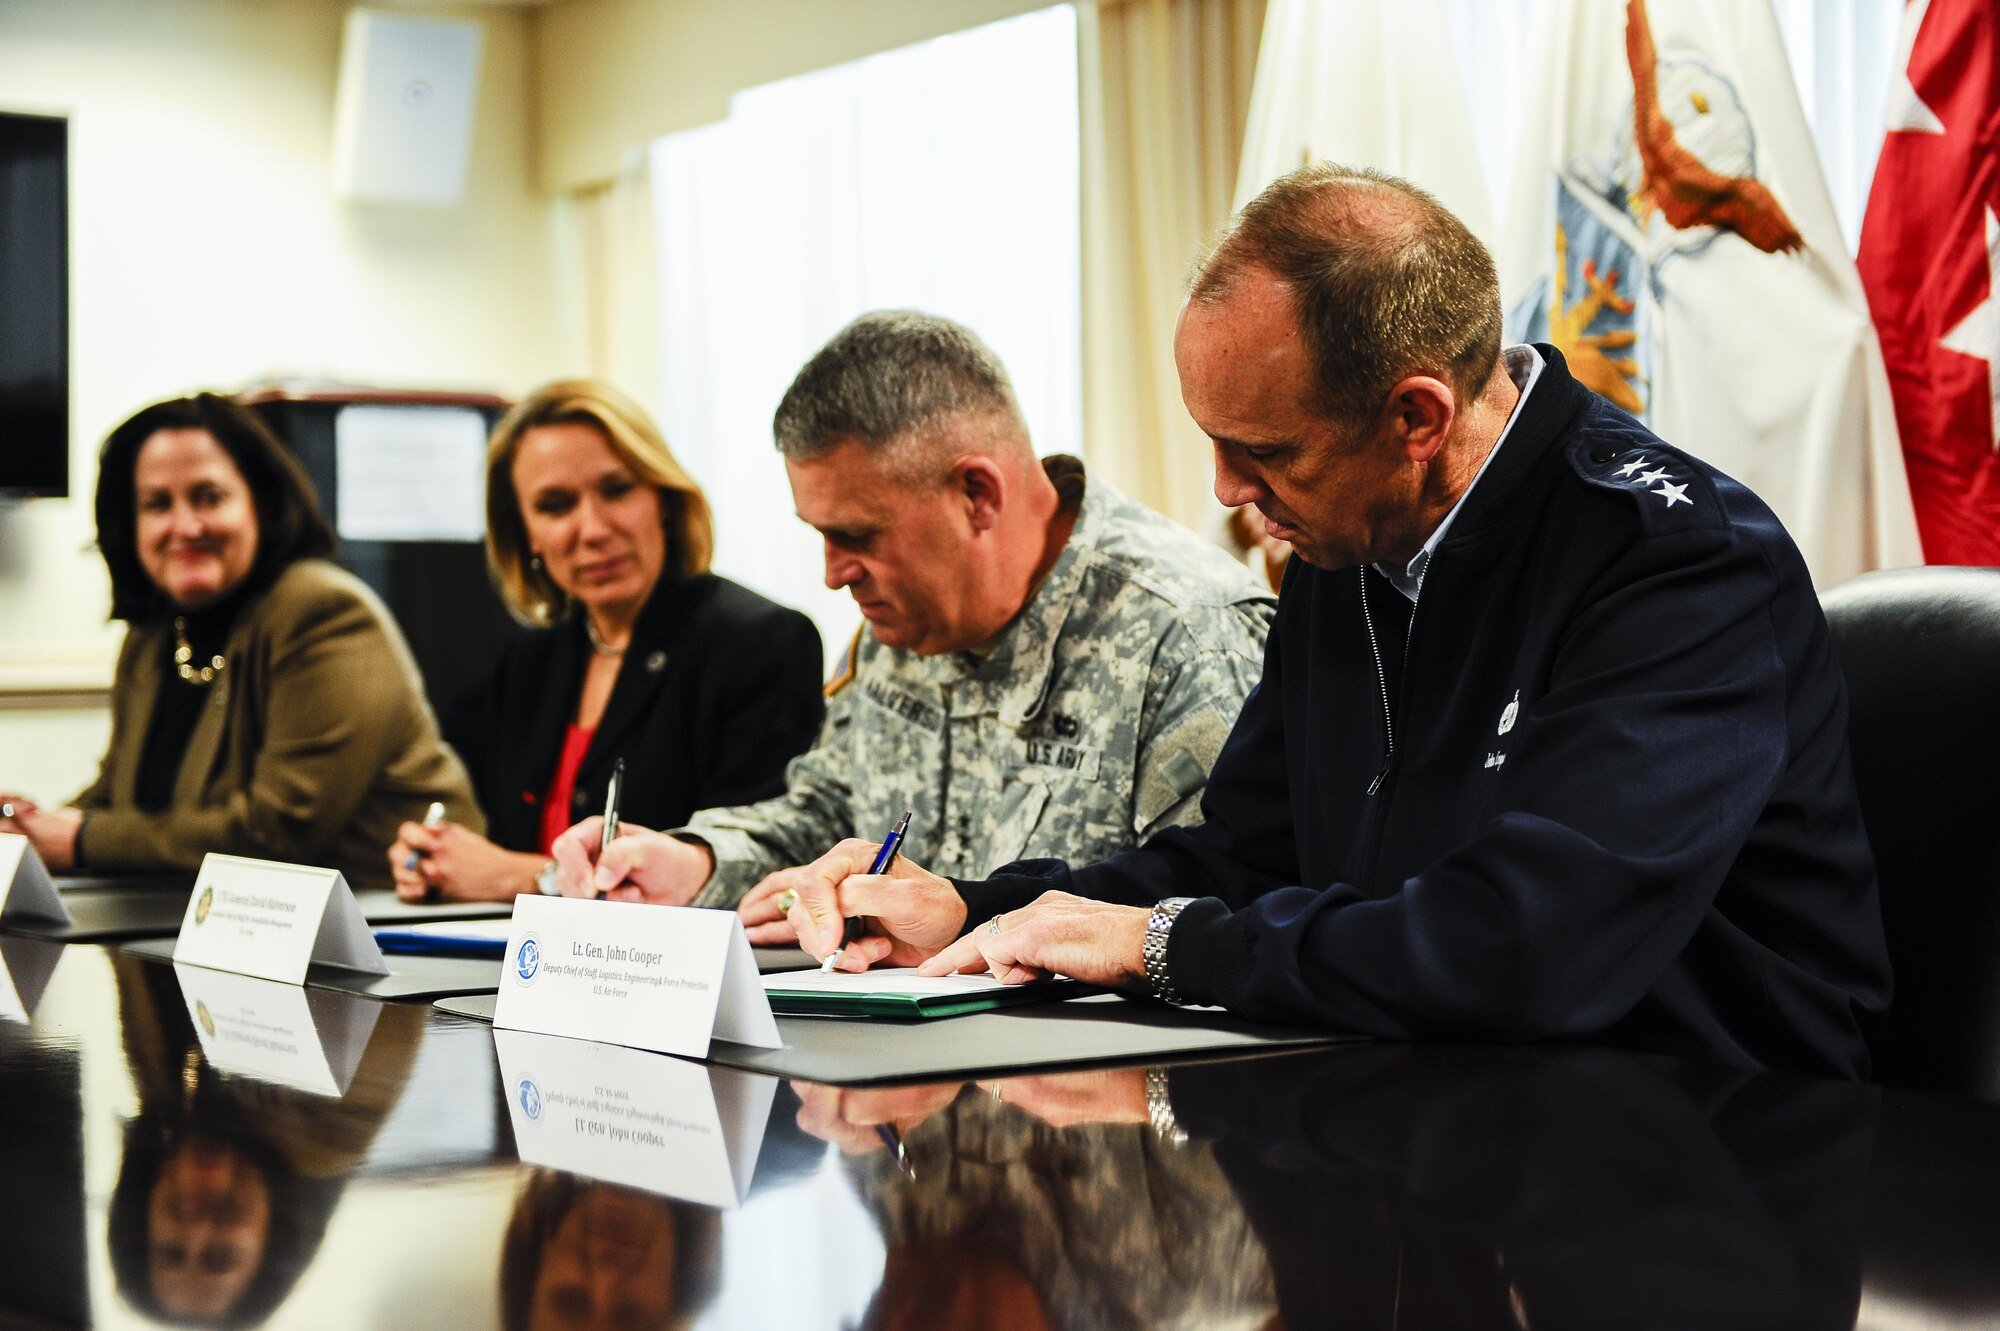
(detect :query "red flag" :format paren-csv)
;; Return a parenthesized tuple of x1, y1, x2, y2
(1858, 0, 2000, 566)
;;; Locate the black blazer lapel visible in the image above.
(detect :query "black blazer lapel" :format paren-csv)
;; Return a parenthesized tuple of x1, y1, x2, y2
(582, 574, 714, 779)
(502, 620, 588, 841)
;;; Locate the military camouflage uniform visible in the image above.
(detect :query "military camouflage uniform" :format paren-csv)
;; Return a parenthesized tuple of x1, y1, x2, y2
(683, 457, 1274, 906)
(846, 1084, 1277, 1331)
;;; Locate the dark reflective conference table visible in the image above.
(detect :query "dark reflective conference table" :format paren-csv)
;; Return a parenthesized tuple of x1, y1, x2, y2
(1, 941, 1995, 1330)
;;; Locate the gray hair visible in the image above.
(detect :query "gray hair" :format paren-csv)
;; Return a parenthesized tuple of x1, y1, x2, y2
(1191, 163, 1503, 431)
(772, 311, 1031, 479)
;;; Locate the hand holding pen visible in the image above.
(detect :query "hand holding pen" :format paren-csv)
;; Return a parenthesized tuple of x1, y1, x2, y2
(754, 820, 967, 971)
(388, 801, 448, 902)
(821, 810, 911, 972)
(403, 801, 447, 871)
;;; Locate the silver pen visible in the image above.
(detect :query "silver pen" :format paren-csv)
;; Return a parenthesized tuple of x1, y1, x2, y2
(595, 758, 624, 900)
(403, 800, 447, 871)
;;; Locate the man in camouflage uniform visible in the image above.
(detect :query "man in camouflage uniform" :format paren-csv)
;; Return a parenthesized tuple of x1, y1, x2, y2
(792, 1074, 1277, 1330)
(552, 311, 1273, 932)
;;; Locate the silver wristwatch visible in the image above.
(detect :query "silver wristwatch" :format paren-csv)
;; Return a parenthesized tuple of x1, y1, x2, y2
(1142, 897, 1195, 1005)
(534, 860, 561, 896)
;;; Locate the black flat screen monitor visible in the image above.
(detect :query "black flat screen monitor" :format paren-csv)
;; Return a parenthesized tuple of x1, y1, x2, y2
(0, 111, 69, 499)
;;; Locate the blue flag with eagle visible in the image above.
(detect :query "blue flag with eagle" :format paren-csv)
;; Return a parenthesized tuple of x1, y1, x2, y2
(1498, 0, 1919, 586)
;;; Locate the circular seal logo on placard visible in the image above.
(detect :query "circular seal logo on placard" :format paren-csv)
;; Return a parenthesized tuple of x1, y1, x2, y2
(196, 1000, 215, 1037)
(513, 933, 542, 986)
(517, 1076, 542, 1123)
(194, 886, 214, 926)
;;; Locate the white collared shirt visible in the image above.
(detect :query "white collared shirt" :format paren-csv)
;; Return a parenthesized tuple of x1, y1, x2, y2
(1376, 344, 1546, 602)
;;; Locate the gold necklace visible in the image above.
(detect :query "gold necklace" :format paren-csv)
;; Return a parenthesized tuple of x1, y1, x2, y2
(173, 617, 226, 685)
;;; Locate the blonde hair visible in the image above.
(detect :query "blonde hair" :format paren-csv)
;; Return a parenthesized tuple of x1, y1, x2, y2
(485, 379, 715, 626)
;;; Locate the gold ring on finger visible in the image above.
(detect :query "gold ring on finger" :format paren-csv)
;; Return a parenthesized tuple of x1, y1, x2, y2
(776, 889, 800, 914)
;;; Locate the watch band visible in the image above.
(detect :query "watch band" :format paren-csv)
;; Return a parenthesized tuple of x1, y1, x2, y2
(1142, 897, 1195, 1005)
(1146, 1066, 1187, 1145)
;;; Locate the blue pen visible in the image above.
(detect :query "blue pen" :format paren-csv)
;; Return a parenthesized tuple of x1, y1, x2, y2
(877, 1123, 915, 1180)
(822, 809, 911, 973)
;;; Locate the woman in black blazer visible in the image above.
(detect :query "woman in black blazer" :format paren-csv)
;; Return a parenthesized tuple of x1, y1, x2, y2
(387, 379, 824, 901)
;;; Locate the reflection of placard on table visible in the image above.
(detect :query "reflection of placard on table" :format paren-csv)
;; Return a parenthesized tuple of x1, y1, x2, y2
(494, 1027, 773, 1208)
(175, 963, 381, 1096)
(333, 404, 485, 542)
(0, 935, 63, 1022)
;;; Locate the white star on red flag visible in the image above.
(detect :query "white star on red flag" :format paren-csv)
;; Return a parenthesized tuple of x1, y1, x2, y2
(1885, 0, 1947, 134)
(1858, 0, 2000, 564)
(1939, 205, 2000, 452)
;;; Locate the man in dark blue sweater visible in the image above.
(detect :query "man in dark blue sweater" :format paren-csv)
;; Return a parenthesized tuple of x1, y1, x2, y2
(772, 164, 1892, 1078)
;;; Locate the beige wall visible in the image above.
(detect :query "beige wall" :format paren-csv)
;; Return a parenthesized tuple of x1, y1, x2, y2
(532, 0, 1060, 190)
(0, 0, 1077, 799)
(0, 0, 575, 798)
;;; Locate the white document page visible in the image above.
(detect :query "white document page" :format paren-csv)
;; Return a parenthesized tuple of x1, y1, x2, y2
(380, 920, 514, 941)
(761, 967, 1041, 996)
(333, 404, 485, 542)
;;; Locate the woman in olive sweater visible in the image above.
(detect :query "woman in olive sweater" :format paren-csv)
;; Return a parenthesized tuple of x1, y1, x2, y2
(0, 393, 479, 890)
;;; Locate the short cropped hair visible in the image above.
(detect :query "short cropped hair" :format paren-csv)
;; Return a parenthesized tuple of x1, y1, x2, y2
(772, 311, 1031, 480)
(1191, 163, 1504, 430)
(499, 1171, 720, 1331)
(485, 378, 714, 627)
(95, 393, 336, 624)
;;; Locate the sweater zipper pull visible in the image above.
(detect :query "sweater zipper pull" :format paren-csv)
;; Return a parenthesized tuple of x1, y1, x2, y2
(1368, 755, 1390, 796)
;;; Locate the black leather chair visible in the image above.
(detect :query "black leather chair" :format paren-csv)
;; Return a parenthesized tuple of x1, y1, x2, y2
(1822, 565, 2000, 1099)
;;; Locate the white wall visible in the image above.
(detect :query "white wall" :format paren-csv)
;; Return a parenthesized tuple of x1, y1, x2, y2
(532, 0, 1059, 191)
(0, 0, 574, 799)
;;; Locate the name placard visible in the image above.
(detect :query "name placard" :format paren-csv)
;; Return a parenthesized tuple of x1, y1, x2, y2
(494, 1027, 774, 1208)
(0, 833, 72, 927)
(172, 854, 389, 985)
(492, 897, 782, 1059)
(173, 963, 381, 1096)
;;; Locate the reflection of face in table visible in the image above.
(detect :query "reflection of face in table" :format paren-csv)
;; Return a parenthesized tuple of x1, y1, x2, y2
(145, 1132, 273, 1321)
(865, 1237, 1053, 1331)
(105, 954, 424, 1327)
(109, 1112, 340, 1328)
(501, 1171, 720, 1331)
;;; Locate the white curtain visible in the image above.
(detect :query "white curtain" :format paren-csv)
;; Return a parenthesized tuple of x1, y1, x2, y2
(1238, 0, 1494, 245)
(1770, 0, 1905, 253)
(562, 149, 665, 423)
(1078, 0, 1265, 536)
(650, 6, 1083, 657)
